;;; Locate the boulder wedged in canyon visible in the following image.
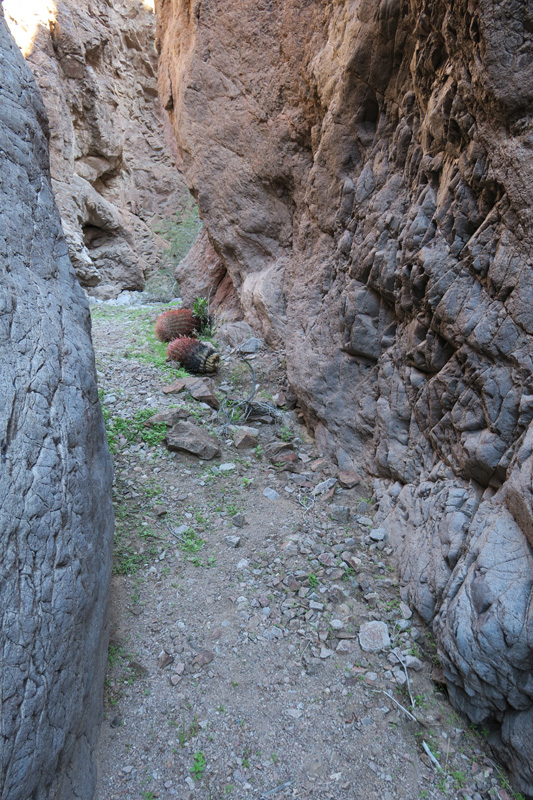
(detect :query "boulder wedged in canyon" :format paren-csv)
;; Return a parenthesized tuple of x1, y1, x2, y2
(0, 11, 113, 799)
(4, 0, 190, 298)
(156, 0, 533, 789)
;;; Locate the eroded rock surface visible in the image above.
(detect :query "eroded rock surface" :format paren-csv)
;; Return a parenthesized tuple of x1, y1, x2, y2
(4, 0, 190, 298)
(0, 10, 113, 798)
(156, 0, 533, 789)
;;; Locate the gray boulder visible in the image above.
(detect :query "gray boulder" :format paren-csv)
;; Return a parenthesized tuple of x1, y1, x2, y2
(0, 11, 113, 800)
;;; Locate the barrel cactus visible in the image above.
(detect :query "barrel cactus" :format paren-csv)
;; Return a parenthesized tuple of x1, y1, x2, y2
(155, 308, 198, 342)
(167, 337, 220, 374)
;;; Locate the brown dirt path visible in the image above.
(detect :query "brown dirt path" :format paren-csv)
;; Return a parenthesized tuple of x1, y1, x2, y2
(91, 302, 514, 800)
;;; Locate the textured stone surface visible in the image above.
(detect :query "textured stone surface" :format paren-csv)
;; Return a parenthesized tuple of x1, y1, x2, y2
(4, 0, 189, 298)
(156, 0, 533, 789)
(0, 10, 113, 799)
(166, 420, 221, 459)
(359, 622, 391, 653)
(175, 227, 242, 320)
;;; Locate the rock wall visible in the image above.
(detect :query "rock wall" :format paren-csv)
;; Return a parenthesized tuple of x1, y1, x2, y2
(155, 0, 533, 790)
(4, 0, 190, 299)
(0, 9, 113, 799)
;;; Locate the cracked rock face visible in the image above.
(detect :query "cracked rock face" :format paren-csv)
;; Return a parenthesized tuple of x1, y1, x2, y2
(4, 0, 189, 298)
(0, 10, 114, 799)
(156, 0, 533, 790)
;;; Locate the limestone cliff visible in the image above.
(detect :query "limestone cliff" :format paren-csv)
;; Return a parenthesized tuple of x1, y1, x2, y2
(156, 0, 533, 791)
(4, 0, 190, 298)
(0, 8, 113, 798)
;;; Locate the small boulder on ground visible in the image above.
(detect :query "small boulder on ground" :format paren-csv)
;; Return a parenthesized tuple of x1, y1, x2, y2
(232, 426, 259, 448)
(359, 621, 391, 652)
(337, 470, 361, 488)
(166, 421, 221, 459)
(144, 408, 188, 427)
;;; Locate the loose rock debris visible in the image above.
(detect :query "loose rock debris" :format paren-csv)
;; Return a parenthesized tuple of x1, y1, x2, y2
(92, 302, 519, 800)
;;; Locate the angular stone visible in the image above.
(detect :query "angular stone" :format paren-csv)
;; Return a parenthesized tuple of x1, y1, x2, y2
(143, 408, 189, 427)
(263, 487, 280, 500)
(329, 504, 351, 523)
(232, 426, 259, 448)
(314, 477, 337, 495)
(264, 440, 292, 458)
(183, 377, 220, 410)
(337, 470, 361, 488)
(238, 336, 263, 353)
(359, 621, 391, 652)
(166, 421, 221, 459)
(191, 650, 215, 667)
(271, 450, 299, 469)
(162, 379, 188, 394)
(225, 535, 241, 548)
(369, 528, 386, 542)
(399, 602, 412, 620)
(336, 640, 354, 654)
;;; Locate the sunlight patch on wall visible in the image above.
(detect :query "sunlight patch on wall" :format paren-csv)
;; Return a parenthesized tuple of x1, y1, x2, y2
(4, 0, 57, 57)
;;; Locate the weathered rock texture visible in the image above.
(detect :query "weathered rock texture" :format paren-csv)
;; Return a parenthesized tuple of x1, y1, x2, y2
(4, 0, 190, 298)
(0, 10, 114, 799)
(175, 228, 243, 321)
(156, 0, 533, 790)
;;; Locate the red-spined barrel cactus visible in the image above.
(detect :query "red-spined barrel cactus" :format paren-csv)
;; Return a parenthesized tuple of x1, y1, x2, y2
(155, 309, 198, 342)
(167, 337, 220, 374)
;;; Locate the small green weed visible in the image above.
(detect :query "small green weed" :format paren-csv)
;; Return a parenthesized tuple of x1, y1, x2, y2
(308, 573, 318, 589)
(279, 425, 293, 442)
(191, 751, 206, 781)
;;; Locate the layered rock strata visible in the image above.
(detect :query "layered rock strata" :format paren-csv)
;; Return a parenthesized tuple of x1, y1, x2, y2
(156, 0, 533, 790)
(4, 0, 189, 298)
(0, 10, 113, 799)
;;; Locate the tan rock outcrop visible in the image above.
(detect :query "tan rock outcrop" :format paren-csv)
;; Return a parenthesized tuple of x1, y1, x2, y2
(156, 0, 533, 790)
(5, 0, 190, 298)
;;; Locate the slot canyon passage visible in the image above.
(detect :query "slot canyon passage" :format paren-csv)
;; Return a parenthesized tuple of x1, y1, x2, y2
(2, 0, 533, 798)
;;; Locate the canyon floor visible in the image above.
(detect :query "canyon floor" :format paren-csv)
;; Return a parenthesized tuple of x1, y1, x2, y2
(91, 300, 520, 800)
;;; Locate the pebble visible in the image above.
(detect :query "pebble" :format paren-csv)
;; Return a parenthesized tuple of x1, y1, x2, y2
(225, 535, 241, 548)
(330, 619, 344, 630)
(263, 487, 280, 500)
(236, 558, 249, 570)
(219, 462, 236, 471)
